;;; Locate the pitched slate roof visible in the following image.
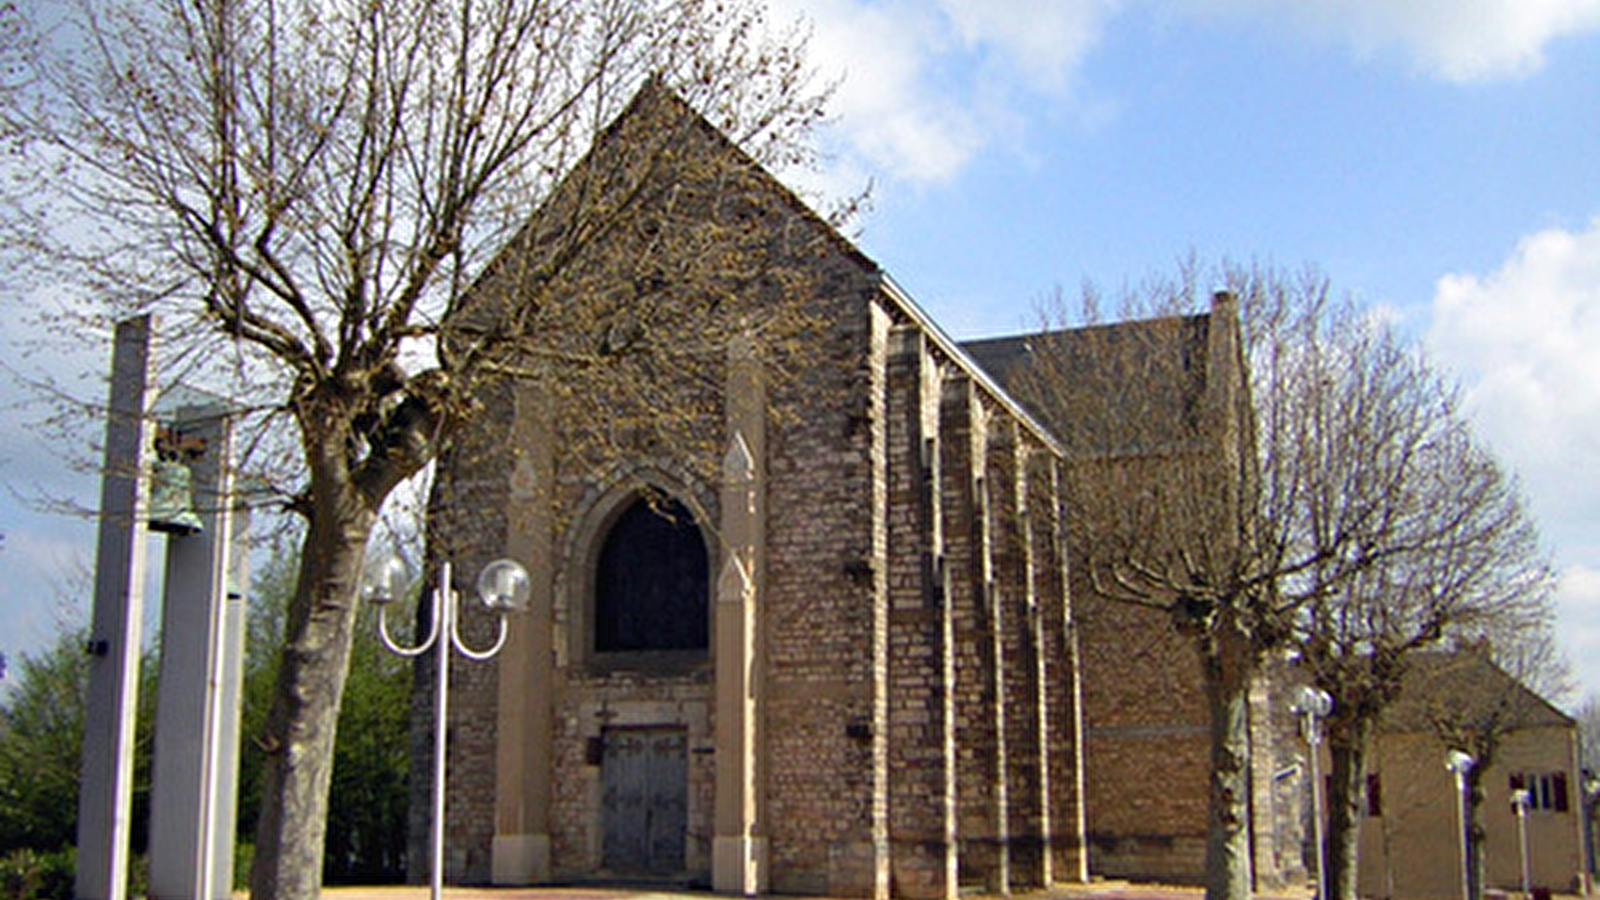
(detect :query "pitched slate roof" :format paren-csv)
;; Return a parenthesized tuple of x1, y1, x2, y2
(961, 312, 1214, 459)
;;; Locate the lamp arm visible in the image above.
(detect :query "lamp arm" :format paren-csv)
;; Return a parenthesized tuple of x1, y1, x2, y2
(453, 614, 510, 661)
(377, 591, 441, 658)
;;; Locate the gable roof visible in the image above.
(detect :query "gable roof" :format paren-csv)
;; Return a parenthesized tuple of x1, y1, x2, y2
(618, 78, 879, 272)
(1381, 650, 1573, 734)
(962, 310, 1218, 459)
(629, 87, 1067, 454)
(549, 80, 1069, 455)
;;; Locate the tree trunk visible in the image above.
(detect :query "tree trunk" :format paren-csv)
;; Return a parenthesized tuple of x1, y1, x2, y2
(1325, 714, 1373, 900)
(1466, 767, 1487, 900)
(1203, 618, 1256, 900)
(249, 482, 377, 900)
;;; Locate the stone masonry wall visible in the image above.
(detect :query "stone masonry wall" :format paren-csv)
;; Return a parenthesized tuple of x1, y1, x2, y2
(413, 382, 518, 885)
(426, 83, 1083, 898)
(761, 280, 890, 897)
(1039, 457, 1088, 882)
(433, 277, 1085, 896)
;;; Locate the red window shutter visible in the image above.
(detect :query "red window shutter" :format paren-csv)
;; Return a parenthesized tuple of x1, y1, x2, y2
(1553, 772, 1570, 812)
(1367, 772, 1383, 817)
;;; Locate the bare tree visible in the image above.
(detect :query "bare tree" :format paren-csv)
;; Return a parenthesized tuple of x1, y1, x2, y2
(2, 1, 834, 898)
(1290, 333, 1554, 900)
(1000, 264, 1286, 900)
(1577, 695, 1600, 774)
(1001, 261, 1547, 900)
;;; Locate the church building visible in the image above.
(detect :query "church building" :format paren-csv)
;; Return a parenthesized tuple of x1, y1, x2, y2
(423, 81, 1293, 899)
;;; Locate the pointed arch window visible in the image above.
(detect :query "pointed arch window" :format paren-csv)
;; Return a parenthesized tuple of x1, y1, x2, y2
(594, 496, 709, 654)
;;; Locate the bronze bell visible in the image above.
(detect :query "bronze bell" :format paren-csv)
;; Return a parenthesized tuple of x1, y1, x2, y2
(149, 426, 205, 535)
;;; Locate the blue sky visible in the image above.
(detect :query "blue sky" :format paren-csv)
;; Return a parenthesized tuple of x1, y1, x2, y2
(3, 0, 1600, 702)
(778, 0, 1600, 700)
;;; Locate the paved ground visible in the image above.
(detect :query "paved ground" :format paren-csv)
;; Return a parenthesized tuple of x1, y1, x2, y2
(304, 882, 1314, 900)
(294, 880, 1596, 900)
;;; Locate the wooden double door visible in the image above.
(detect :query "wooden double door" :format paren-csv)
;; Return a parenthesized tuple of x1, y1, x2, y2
(600, 726, 688, 875)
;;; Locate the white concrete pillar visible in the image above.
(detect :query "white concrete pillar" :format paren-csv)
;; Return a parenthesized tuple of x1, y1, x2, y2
(148, 406, 244, 900)
(77, 316, 155, 900)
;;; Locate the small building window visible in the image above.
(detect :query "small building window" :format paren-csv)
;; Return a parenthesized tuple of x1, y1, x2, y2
(1510, 772, 1570, 813)
(594, 496, 709, 654)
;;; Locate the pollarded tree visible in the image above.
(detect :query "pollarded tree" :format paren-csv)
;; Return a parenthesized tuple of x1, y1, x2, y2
(1289, 325, 1553, 900)
(236, 544, 413, 885)
(2, 2, 836, 898)
(999, 264, 1288, 900)
(1005, 262, 1537, 900)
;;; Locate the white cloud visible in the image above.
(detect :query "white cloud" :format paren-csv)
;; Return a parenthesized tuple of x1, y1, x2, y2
(1426, 219, 1600, 695)
(935, 0, 1122, 93)
(1433, 219, 1600, 695)
(1427, 219, 1600, 537)
(772, 0, 1112, 187)
(1553, 563, 1600, 694)
(771, 0, 972, 184)
(1176, 0, 1600, 81)
(773, 0, 1600, 193)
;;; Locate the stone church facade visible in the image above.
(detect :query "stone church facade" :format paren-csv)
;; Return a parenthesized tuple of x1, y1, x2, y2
(424, 83, 1294, 898)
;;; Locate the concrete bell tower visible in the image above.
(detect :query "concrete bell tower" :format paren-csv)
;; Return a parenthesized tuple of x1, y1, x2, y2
(77, 316, 249, 900)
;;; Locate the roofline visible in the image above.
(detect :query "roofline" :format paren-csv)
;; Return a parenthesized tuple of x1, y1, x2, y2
(482, 79, 1063, 459)
(1376, 650, 1579, 733)
(875, 272, 1065, 457)
(1033, 308, 1209, 339)
(1515, 673, 1577, 727)
(1453, 651, 1578, 726)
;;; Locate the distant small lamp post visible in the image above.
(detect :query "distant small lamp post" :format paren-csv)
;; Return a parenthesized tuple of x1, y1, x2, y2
(1512, 788, 1533, 899)
(1447, 749, 1477, 900)
(363, 557, 529, 900)
(1293, 685, 1334, 900)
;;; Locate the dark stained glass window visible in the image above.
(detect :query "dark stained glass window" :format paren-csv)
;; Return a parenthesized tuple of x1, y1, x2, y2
(594, 497, 709, 653)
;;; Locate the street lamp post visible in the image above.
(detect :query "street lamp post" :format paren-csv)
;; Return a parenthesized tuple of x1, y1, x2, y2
(1447, 750, 1477, 900)
(1293, 685, 1334, 900)
(1512, 788, 1533, 899)
(364, 557, 530, 900)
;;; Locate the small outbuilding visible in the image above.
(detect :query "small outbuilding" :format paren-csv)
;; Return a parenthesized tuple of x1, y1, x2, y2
(1359, 652, 1586, 900)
